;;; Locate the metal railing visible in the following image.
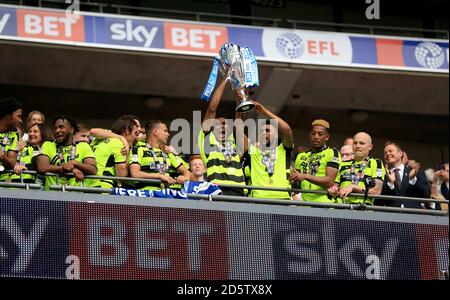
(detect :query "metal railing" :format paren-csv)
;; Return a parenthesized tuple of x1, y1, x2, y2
(1, 169, 448, 216)
(110, 4, 282, 27)
(286, 19, 449, 39)
(45, 184, 447, 216)
(3, 0, 447, 38)
(2, 0, 108, 12)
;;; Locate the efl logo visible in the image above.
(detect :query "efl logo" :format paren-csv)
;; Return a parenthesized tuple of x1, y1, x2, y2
(262, 29, 352, 63)
(164, 22, 228, 53)
(68, 203, 230, 279)
(16, 9, 84, 42)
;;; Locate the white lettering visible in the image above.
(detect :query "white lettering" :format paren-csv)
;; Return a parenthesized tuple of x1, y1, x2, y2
(285, 232, 322, 274)
(136, 220, 170, 269)
(65, 0, 80, 23)
(365, 0, 380, 20)
(142, 27, 158, 48)
(174, 222, 213, 272)
(23, 14, 75, 37)
(172, 27, 188, 47)
(203, 30, 220, 49)
(111, 23, 126, 41)
(0, 215, 48, 273)
(137, 189, 147, 197)
(189, 29, 204, 48)
(43, 16, 58, 36)
(366, 255, 380, 279)
(170, 118, 191, 155)
(282, 222, 399, 278)
(379, 238, 399, 280)
(110, 21, 158, 47)
(0, 13, 10, 34)
(322, 219, 338, 275)
(59, 17, 73, 37)
(65, 255, 80, 279)
(89, 217, 128, 267)
(0, 245, 8, 259)
(125, 20, 135, 42)
(25, 14, 42, 34)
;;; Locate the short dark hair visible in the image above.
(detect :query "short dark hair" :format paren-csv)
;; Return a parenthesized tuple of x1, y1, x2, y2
(120, 114, 140, 122)
(384, 141, 402, 151)
(145, 120, 164, 135)
(111, 116, 137, 135)
(52, 116, 78, 133)
(0, 98, 23, 119)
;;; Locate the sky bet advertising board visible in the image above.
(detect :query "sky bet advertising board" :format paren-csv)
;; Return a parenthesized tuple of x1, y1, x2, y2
(1, 196, 448, 280)
(0, 4, 448, 73)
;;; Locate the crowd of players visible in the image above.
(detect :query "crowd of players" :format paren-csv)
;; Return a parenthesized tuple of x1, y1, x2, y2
(0, 77, 448, 210)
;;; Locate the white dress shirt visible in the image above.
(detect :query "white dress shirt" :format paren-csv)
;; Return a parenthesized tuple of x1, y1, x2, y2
(387, 164, 417, 190)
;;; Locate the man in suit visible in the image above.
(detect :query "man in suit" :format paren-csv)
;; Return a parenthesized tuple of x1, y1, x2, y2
(379, 141, 430, 208)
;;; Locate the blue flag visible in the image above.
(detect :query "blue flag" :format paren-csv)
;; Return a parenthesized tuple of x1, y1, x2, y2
(111, 181, 222, 199)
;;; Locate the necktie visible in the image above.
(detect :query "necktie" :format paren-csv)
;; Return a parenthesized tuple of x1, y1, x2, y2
(394, 168, 402, 191)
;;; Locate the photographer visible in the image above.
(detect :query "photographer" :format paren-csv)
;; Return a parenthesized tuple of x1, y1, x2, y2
(328, 132, 385, 205)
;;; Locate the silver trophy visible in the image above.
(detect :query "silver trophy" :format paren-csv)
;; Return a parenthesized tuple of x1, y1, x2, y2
(219, 44, 256, 113)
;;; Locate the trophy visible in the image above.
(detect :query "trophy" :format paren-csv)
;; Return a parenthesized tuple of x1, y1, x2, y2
(219, 44, 257, 113)
(201, 43, 259, 113)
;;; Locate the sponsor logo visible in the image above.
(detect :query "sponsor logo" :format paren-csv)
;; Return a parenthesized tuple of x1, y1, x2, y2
(272, 217, 414, 279)
(414, 42, 445, 69)
(0, 11, 11, 34)
(275, 32, 304, 59)
(0, 215, 49, 274)
(109, 19, 160, 48)
(69, 204, 229, 279)
(16, 9, 84, 41)
(262, 29, 352, 63)
(376, 169, 382, 178)
(164, 22, 228, 53)
(0, 200, 68, 278)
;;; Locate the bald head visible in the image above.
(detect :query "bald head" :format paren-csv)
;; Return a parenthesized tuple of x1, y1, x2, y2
(353, 132, 373, 160)
(354, 132, 372, 145)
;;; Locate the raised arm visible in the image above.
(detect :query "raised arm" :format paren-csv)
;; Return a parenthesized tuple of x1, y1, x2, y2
(253, 101, 294, 149)
(202, 77, 228, 133)
(90, 128, 129, 154)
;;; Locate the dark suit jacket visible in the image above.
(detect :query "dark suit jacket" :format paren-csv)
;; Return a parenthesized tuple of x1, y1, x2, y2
(440, 183, 449, 200)
(378, 166, 430, 209)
